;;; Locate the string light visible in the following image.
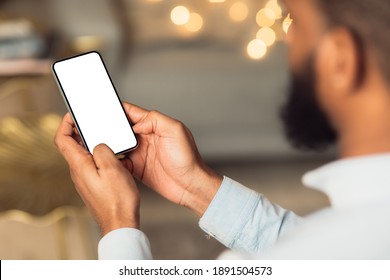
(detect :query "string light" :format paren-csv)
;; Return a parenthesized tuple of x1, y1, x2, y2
(165, 1, 287, 60)
(229, 2, 249, 22)
(185, 13, 204, 32)
(247, 39, 267, 60)
(171, 6, 190, 26)
(256, 27, 276, 46)
(265, 0, 282, 19)
(256, 8, 276, 27)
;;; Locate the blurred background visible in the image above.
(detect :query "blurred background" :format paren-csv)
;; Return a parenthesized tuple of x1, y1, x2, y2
(0, 0, 331, 259)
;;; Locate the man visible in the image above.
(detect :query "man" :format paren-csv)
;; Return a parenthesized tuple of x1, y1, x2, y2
(54, 0, 390, 259)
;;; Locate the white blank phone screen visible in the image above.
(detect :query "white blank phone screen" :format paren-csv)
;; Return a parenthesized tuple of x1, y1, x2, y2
(53, 52, 137, 154)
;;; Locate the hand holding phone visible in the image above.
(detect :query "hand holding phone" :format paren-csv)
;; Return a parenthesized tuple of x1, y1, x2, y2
(52, 51, 137, 154)
(54, 114, 141, 236)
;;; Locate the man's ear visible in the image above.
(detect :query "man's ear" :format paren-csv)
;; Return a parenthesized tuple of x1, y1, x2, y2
(317, 28, 363, 94)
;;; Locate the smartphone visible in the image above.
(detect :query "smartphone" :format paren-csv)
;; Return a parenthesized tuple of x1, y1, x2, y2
(52, 51, 137, 155)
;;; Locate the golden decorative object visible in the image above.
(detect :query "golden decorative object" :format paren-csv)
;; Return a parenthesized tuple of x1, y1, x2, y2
(0, 207, 99, 259)
(0, 113, 83, 215)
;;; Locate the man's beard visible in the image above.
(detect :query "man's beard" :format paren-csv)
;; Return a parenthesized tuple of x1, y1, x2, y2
(280, 54, 337, 151)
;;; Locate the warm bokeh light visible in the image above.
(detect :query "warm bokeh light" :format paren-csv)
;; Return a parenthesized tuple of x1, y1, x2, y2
(166, 1, 286, 59)
(256, 8, 276, 27)
(73, 36, 105, 53)
(229, 2, 249, 22)
(283, 13, 293, 34)
(185, 13, 204, 33)
(256, 27, 276, 46)
(170, 6, 190, 26)
(265, 0, 282, 19)
(247, 39, 267, 60)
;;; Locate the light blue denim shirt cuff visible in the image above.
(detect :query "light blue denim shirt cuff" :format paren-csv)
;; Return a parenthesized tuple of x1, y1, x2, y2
(199, 176, 261, 248)
(98, 228, 153, 260)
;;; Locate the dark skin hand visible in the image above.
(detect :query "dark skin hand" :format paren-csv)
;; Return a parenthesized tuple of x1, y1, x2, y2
(121, 103, 223, 217)
(55, 113, 140, 236)
(54, 103, 222, 236)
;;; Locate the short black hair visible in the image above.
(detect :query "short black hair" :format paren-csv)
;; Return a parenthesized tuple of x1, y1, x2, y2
(316, 0, 390, 83)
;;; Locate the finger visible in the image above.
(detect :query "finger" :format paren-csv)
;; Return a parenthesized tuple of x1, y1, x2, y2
(122, 102, 150, 124)
(55, 113, 94, 169)
(132, 116, 155, 135)
(132, 110, 181, 137)
(122, 102, 179, 136)
(55, 113, 82, 155)
(73, 127, 80, 136)
(73, 134, 83, 145)
(71, 127, 83, 143)
(93, 144, 123, 171)
(56, 112, 74, 138)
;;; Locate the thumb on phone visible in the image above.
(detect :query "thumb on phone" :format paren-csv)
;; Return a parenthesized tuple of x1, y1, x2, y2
(93, 144, 122, 171)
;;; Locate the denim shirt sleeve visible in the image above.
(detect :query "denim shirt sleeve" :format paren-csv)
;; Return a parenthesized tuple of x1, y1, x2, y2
(98, 228, 153, 260)
(199, 176, 301, 253)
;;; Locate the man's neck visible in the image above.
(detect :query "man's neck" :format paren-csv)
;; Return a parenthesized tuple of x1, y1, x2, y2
(339, 90, 390, 158)
(340, 130, 390, 158)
